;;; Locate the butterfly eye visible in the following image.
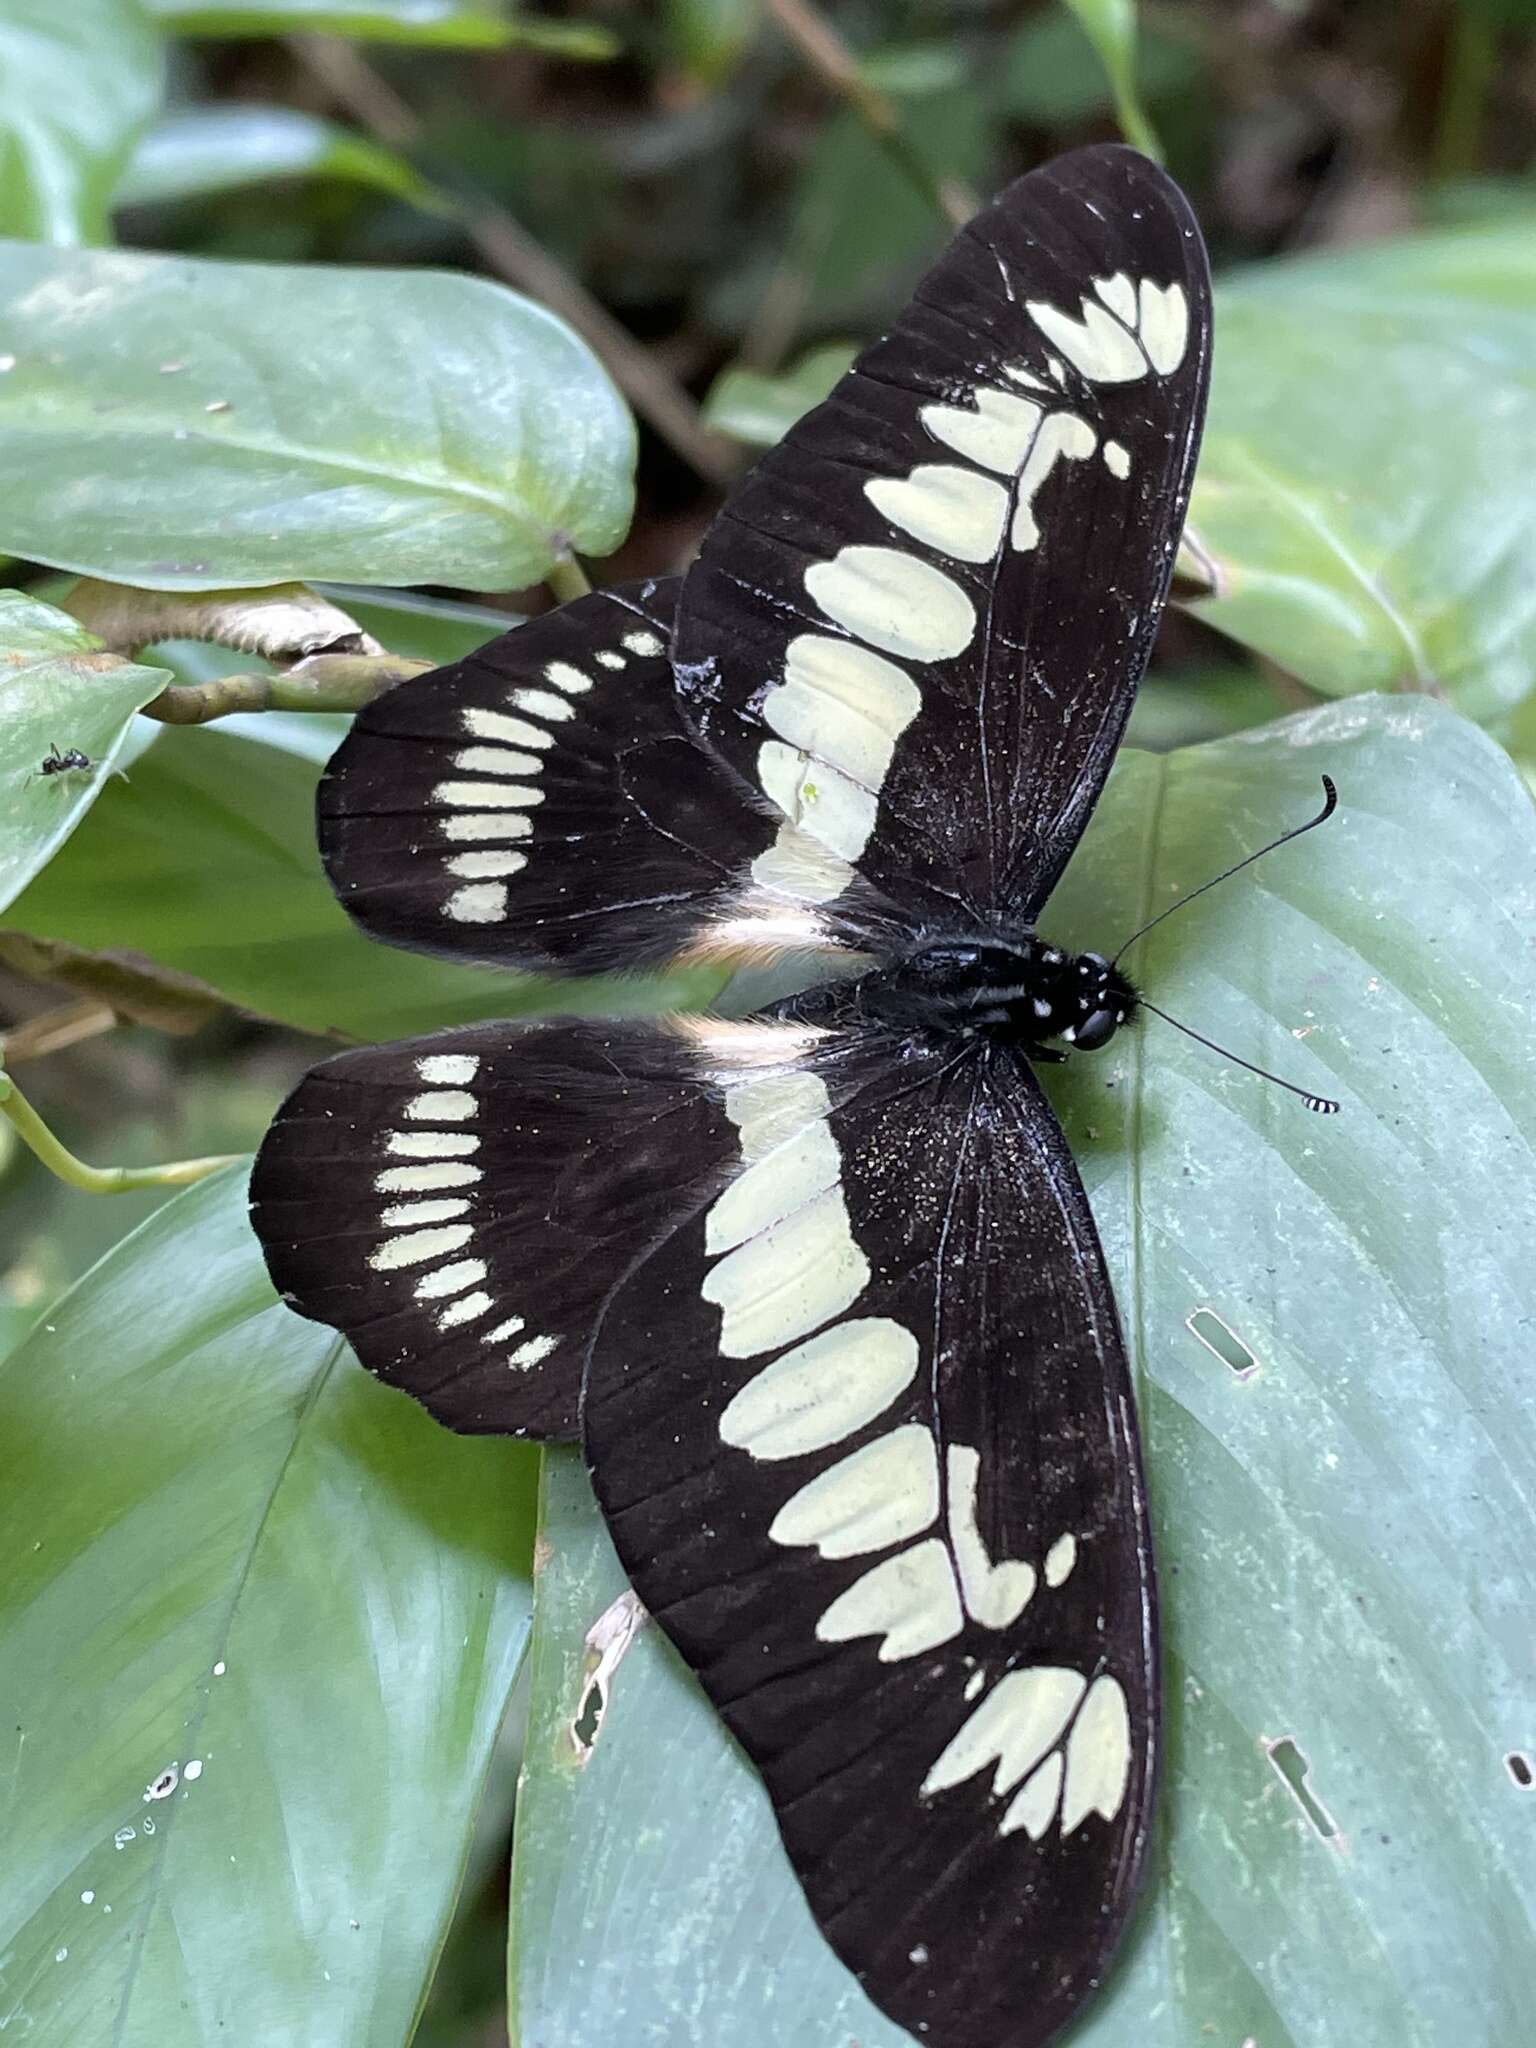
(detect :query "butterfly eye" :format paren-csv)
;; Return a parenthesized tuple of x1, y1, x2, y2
(1072, 1006, 1122, 1052)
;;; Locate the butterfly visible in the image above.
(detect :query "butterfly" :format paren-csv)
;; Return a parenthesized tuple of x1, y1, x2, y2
(249, 145, 1322, 2047)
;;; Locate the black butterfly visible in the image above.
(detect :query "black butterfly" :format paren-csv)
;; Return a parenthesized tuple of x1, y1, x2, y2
(251, 146, 1328, 2047)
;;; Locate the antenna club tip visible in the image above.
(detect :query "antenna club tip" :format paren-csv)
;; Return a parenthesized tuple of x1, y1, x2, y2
(1319, 773, 1338, 812)
(1306, 1095, 1342, 1114)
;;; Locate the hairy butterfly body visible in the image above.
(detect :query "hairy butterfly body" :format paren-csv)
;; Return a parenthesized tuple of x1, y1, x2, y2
(253, 146, 1228, 2047)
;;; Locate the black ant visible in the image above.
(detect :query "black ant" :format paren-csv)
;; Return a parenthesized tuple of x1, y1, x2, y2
(31, 742, 94, 783)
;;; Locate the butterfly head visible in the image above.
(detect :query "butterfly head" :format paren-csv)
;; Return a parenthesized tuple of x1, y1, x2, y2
(1056, 951, 1139, 1051)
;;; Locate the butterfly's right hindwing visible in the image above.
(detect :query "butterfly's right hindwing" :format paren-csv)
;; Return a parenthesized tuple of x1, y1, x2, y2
(584, 1029, 1155, 2048)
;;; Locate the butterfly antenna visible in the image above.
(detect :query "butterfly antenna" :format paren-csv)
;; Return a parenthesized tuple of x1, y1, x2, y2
(1138, 1000, 1340, 1113)
(1112, 776, 1337, 967)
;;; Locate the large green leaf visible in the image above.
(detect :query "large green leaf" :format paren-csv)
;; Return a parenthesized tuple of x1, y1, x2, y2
(0, 1169, 537, 2048)
(0, 241, 635, 592)
(117, 106, 434, 210)
(0, 0, 163, 245)
(0, 591, 169, 914)
(1192, 219, 1536, 726)
(145, 0, 514, 41)
(510, 695, 1535, 2045)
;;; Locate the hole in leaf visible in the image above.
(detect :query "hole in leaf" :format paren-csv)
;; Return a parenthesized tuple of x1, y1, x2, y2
(1264, 1736, 1339, 1839)
(1187, 1307, 1259, 1379)
(572, 1677, 605, 1754)
(1506, 1751, 1533, 1789)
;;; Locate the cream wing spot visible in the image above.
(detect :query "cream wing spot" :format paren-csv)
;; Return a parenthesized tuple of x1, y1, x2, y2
(1044, 1533, 1078, 1587)
(432, 780, 543, 811)
(402, 1090, 476, 1121)
(1000, 1753, 1064, 1841)
(436, 1290, 492, 1331)
(921, 387, 1042, 474)
(701, 1188, 868, 1358)
(622, 630, 664, 657)
(717, 1318, 920, 1460)
(452, 745, 543, 778)
(749, 821, 855, 905)
(386, 1130, 478, 1160)
(461, 708, 554, 750)
(446, 849, 529, 880)
(720, 1068, 832, 1162)
(816, 1538, 963, 1662)
(509, 687, 575, 723)
(441, 812, 535, 844)
(1093, 271, 1137, 323)
(1061, 1675, 1132, 1834)
(414, 1258, 487, 1301)
(417, 1055, 478, 1085)
(1012, 413, 1098, 552)
(509, 1333, 558, 1369)
(1139, 278, 1189, 374)
(921, 1667, 1087, 1799)
(444, 883, 507, 924)
(370, 1224, 474, 1272)
(705, 1118, 842, 1255)
(375, 1161, 480, 1193)
(768, 1423, 940, 1559)
(864, 465, 1009, 564)
(544, 661, 592, 695)
(946, 1444, 1036, 1628)
(380, 1198, 470, 1228)
(484, 1314, 526, 1344)
(1103, 440, 1131, 480)
(805, 547, 974, 663)
(1025, 295, 1145, 383)
(758, 741, 878, 860)
(763, 634, 921, 789)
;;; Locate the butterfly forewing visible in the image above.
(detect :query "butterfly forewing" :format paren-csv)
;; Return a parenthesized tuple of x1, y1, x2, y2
(585, 1025, 1154, 2048)
(319, 580, 780, 976)
(673, 144, 1211, 931)
(251, 1021, 744, 1439)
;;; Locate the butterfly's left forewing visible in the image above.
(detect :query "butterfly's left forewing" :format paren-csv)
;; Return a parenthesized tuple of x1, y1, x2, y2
(585, 1028, 1153, 2048)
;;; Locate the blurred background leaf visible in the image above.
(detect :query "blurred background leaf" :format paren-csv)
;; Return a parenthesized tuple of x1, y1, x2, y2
(0, 0, 163, 244)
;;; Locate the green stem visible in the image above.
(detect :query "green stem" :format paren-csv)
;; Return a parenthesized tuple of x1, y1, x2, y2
(547, 555, 593, 604)
(1432, 4, 1496, 180)
(0, 1074, 243, 1195)
(141, 653, 433, 726)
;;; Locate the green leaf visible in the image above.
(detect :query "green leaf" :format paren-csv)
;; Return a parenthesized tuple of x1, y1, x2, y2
(145, 0, 515, 43)
(701, 344, 856, 448)
(1058, 0, 1160, 157)
(0, 240, 635, 592)
(0, 1168, 536, 2048)
(0, 0, 163, 245)
(1192, 220, 1536, 724)
(1001, 6, 1199, 125)
(117, 106, 436, 210)
(511, 696, 1536, 2046)
(662, 0, 759, 87)
(0, 590, 169, 914)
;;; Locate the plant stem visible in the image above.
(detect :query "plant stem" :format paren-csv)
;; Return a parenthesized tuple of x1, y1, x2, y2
(140, 653, 433, 726)
(762, 0, 977, 229)
(0, 1074, 243, 1195)
(1432, 4, 1496, 180)
(547, 555, 592, 604)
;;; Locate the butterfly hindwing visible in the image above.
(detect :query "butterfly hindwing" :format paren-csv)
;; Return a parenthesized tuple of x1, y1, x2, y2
(673, 143, 1211, 930)
(319, 579, 780, 975)
(250, 1020, 745, 1439)
(584, 1023, 1154, 2048)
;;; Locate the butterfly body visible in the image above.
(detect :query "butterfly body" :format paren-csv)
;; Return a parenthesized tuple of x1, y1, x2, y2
(249, 144, 1253, 2048)
(779, 935, 1138, 1053)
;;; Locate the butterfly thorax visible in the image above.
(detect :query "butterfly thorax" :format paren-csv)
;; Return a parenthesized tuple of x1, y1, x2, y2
(781, 935, 1139, 1053)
